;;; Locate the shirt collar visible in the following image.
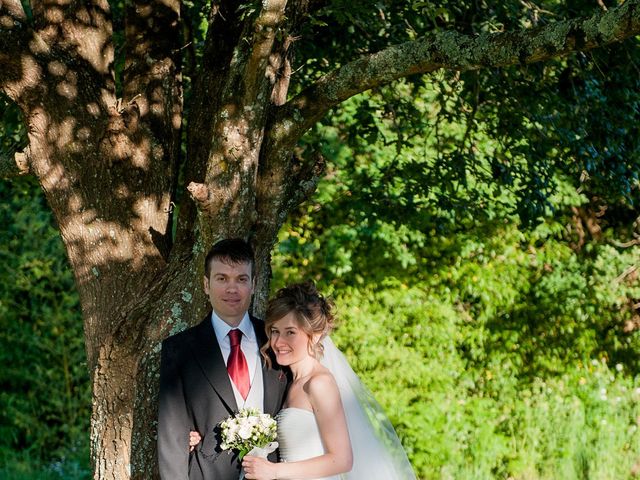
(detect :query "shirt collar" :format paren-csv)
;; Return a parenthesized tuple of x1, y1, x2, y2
(211, 310, 255, 343)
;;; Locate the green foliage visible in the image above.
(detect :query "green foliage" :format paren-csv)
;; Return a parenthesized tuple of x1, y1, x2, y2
(315, 232, 640, 478)
(290, 1, 640, 224)
(0, 177, 90, 468)
(273, 128, 640, 477)
(0, 94, 27, 156)
(0, 448, 89, 479)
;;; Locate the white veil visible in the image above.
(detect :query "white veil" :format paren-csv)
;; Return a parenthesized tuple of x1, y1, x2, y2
(320, 337, 417, 480)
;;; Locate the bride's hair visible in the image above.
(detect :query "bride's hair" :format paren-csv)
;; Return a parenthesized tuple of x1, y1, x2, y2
(261, 281, 335, 368)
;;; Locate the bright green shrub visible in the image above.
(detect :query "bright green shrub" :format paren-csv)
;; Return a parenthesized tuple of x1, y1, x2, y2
(325, 277, 639, 479)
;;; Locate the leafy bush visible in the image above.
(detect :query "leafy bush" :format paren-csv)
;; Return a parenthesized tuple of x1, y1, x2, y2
(327, 268, 639, 479)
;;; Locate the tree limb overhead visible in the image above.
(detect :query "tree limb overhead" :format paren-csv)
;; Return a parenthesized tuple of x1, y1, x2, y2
(272, 0, 640, 151)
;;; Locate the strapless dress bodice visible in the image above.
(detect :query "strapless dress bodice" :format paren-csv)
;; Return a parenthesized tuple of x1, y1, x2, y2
(276, 408, 341, 480)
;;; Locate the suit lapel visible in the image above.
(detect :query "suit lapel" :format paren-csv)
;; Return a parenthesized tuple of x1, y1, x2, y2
(190, 313, 238, 413)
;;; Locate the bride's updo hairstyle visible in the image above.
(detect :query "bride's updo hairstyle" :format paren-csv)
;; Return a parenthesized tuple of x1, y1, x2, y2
(261, 281, 335, 367)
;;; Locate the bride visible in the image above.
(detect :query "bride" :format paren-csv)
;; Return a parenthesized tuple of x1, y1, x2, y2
(241, 282, 416, 480)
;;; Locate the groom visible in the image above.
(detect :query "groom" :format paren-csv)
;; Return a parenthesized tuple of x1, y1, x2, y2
(158, 238, 288, 480)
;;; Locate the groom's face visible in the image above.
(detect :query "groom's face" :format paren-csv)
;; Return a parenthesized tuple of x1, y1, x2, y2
(203, 259, 254, 327)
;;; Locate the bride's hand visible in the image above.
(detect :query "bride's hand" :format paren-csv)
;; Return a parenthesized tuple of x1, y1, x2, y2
(242, 455, 278, 480)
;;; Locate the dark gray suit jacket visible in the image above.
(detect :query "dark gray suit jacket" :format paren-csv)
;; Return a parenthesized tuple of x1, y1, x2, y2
(158, 313, 288, 480)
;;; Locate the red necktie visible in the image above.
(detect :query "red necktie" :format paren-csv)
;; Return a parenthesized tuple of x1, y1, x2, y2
(227, 329, 250, 400)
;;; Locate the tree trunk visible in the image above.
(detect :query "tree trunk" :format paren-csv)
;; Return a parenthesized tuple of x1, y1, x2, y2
(90, 342, 139, 479)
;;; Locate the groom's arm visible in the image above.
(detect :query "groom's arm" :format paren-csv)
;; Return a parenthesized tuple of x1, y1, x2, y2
(158, 336, 191, 480)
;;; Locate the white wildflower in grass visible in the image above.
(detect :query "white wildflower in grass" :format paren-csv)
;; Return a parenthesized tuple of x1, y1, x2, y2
(219, 408, 278, 460)
(599, 388, 607, 401)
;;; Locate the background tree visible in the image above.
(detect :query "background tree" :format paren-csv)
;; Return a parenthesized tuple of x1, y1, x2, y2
(1, 0, 639, 478)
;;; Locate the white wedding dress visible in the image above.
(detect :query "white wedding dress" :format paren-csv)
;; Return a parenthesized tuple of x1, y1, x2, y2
(277, 407, 340, 480)
(275, 338, 416, 480)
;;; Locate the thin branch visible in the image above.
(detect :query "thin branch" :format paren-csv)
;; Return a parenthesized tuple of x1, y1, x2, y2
(612, 239, 640, 248)
(271, 0, 640, 151)
(0, 146, 31, 178)
(614, 264, 638, 282)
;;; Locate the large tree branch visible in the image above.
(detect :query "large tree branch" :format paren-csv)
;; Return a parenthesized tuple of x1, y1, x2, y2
(29, 0, 114, 78)
(238, 0, 288, 102)
(2, 0, 117, 110)
(179, 0, 291, 244)
(123, 0, 181, 126)
(271, 0, 640, 151)
(122, 0, 182, 259)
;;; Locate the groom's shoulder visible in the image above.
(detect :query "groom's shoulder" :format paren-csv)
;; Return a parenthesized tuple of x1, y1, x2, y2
(162, 314, 210, 349)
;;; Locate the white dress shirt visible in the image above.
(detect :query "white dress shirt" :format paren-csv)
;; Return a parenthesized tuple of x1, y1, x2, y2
(211, 311, 263, 410)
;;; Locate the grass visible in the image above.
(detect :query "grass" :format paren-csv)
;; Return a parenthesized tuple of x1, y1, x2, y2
(0, 448, 90, 480)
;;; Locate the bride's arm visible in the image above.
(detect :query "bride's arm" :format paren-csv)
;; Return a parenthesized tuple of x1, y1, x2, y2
(243, 372, 353, 480)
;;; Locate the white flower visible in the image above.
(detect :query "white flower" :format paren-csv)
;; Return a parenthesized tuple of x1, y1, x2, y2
(238, 424, 253, 440)
(599, 388, 607, 400)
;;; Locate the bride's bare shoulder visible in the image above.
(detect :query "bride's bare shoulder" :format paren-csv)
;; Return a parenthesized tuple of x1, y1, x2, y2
(304, 366, 338, 397)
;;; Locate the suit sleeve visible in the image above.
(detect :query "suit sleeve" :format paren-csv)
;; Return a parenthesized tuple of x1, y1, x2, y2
(158, 338, 190, 480)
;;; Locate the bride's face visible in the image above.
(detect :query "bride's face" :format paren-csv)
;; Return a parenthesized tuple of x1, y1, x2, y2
(269, 312, 314, 366)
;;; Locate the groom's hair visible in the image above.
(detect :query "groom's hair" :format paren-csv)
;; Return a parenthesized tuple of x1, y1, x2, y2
(204, 238, 255, 278)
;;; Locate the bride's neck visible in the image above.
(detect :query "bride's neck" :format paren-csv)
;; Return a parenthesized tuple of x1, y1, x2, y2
(290, 356, 318, 380)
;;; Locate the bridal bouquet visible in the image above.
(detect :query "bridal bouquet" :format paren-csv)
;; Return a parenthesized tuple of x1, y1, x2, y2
(220, 408, 278, 461)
